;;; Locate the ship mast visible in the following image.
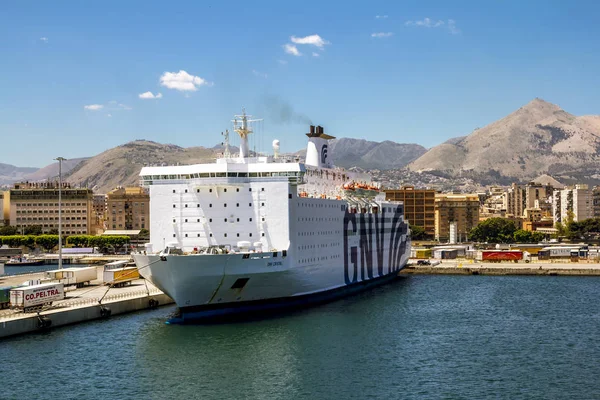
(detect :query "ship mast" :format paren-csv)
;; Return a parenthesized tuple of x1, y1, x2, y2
(232, 108, 262, 159)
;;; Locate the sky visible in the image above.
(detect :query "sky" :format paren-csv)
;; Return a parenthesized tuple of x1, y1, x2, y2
(1, 0, 600, 167)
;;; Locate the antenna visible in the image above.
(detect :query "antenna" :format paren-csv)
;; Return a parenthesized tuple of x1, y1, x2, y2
(232, 108, 262, 158)
(221, 130, 231, 158)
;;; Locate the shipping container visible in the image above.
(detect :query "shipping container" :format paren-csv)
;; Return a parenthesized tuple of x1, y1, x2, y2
(477, 250, 523, 262)
(10, 283, 64, 310)
(103, 261, 139, 287)
(412, 249, 432, 259)
(433, 249, 458, 259)
(43, 267, 97, 288)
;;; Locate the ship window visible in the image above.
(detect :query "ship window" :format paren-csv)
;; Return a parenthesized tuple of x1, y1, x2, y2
(197, 219, 200, 222)
(173, 205, 176, 208)
(185, 234, 188, 237)
(237, 218, 239, 222)
(210, 233, 213, 237)
(225, 218, 228, 222)
(249, 188, 252, 191)
(185, 204, 188, 208)
(173, 190, 176, 193)
(262, 233, 265, 237)
(238, 173, 247, 177)
(197, 189, 200, 193)
(262, 188, 265, 191)
(185, 219, 188, 222)
(185, 189, 188, 193)
(236, 188, 240, 192)
(224, 233, 227, 237)
(200, 173, 209, 178)
(173, 234, 176, 237)
(237, 233, 240, 237)
(249, 233, 252, 237)
(224, 189, 227, 192)
(249, 218, 252, 222)
(249, 203, 252, 207)
(198, 233, 200, 237)
(282, 250, 287, 257)
(173, 219, 176, 223)
(209, 204, 212, 207)
(224, 203, 227, 207)
(209, 218, 212, 222)
(236, 203, 239, 207)
(262, 217, 265, 222)
(273, 252, 277, 258)
(209, 189, 213, 193)
(197, 204, 200, 207)
(261, 203, 264, 206)
(289, 194, 292, 199)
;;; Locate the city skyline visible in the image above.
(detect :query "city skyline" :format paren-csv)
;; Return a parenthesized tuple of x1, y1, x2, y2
(2, 0, 600, 167)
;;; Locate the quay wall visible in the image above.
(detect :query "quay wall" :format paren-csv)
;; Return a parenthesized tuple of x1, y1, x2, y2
(0, 293, 173, 339)
(401, 262, 600, 276)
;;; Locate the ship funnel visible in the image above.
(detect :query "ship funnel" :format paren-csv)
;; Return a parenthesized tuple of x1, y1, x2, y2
(305, 124, 335, 168)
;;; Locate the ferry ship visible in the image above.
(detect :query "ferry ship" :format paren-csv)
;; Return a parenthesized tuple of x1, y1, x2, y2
(132, 110, 411, 322)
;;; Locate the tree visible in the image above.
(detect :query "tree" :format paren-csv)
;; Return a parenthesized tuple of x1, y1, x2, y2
(1, 235, 23, 248)
(138, 228, 150, 238)
(36, 235, 59, 252)
(0, 225, 18, 235)
(410, 225, 430, 241)
(513, 229, 533, 243)
(23, 225, 43, 235)
(469, 218, 518, 243)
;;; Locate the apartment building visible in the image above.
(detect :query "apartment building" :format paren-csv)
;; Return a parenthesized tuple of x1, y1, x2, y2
(503, 183, 525, 218)
(7, 182, 93, 234)
(434, 193, 480, 242)
(553, 184, 593, 223)
(105, 187, 149, 230)
(385, 186, 436, 236)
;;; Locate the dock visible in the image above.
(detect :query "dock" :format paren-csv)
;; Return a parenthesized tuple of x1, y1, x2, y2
(400, 261, 600, 276)
(0, 266, 173, 339)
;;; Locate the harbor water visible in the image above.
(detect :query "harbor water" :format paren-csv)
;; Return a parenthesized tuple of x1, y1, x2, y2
(2, 275, 600, 399)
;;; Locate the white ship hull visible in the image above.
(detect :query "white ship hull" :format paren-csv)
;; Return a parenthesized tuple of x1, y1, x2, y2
(133, 206, 411, 322)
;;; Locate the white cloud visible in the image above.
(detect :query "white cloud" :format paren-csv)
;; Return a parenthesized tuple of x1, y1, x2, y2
(283, 43, 301, 56)
(448, 19, 460, 35)
(107, 114, 112, 117)
(159, 70, 213, 92)
(252, 70, 268, 79)
(371, 32, 393, 38)
(84, 104, 103, 111)
(290, 34, 330, 48)
(277, 59, 288, 65)
(139, 91, 163, 99)
(118, 103, 132, 110)
(40, 37, 48, 43)
(312, 52, 320, 57)
(405, 18, 460, 34)
(375, 15, 388, 19)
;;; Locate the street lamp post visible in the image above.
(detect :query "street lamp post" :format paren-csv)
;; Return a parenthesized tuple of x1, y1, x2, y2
(55, 157, 66, 269)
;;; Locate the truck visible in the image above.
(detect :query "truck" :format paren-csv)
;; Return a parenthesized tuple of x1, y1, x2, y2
(476, 250, 529, 263)
(103, 260, 139, 288)
(10, 283, 64, 311)
(43, 267, 97, 288)
(0, 286, 13, 309)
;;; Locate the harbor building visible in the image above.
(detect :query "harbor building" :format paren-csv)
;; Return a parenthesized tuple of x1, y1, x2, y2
(552, 184, 593, 223)
(385, 186, 435, 236)
(105, 187, 149, 231)
(92, 194, 107, 234)
(1, 191, 7, 225)
(434, 193, 480, 242)
(6, 182, 93, 235)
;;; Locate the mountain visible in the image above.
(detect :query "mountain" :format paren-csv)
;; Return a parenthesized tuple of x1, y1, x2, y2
(409, 98, 600, 183)
(21, 158, 89, 182)
(327, 138, 427, 170)
(64, 140, 216, 193)
(0, 163, 38, 186)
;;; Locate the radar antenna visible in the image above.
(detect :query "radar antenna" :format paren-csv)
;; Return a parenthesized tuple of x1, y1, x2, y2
(232, 108, 262, 158)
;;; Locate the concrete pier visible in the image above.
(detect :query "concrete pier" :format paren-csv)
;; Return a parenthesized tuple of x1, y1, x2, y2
(401, 261, 600, 276)
(0, 267, 174, 339)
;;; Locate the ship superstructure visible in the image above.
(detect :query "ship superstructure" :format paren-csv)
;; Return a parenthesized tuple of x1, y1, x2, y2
(133, 110, 411, 322)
